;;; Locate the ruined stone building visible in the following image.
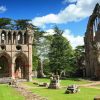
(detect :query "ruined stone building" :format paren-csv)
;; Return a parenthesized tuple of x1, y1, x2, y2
(84, 3, 100, 79)
(0, 27, 33, 81)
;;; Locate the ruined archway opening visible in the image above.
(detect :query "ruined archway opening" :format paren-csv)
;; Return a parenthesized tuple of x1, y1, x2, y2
(0, 56, 10, 77)
(1, 31, 6, 44)
(18, 32, 23, 44)
(24, 32, 28, 44)
(13, 32, 16, 44)
(15, 55, 28, 79)
(8, 32, 11, 44)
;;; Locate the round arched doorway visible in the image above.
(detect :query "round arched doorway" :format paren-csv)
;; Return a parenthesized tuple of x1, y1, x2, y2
(14, 53, 28, 79)
(0, 53, 11, 78)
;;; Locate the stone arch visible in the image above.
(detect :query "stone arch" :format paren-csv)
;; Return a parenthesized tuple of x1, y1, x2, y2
(13, 52, 29, 79)
(0, 52, 11, 77)
(17, 31, 23, 44)
(1, 30, 6, 44)
(86, 4, 100, 37)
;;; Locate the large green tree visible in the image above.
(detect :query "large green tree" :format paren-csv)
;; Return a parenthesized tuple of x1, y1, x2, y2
(74, 45, 85, 67)
(49, 26, 73, 76)
(74, 45, 85, 77)
(0, 18, 12, 29)
(15, 19, 30, 30)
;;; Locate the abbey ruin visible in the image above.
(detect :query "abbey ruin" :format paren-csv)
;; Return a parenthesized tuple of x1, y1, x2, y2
(84, 3, 100, 79)
(0, 27, 33, 81)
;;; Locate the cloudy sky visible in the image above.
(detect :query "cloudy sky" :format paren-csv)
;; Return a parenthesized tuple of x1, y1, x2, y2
(0, 0, 100, 48)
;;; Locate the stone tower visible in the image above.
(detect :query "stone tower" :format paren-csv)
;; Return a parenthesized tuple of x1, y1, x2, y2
(84, 3, 100, 79)
(0, 27, 34, 81)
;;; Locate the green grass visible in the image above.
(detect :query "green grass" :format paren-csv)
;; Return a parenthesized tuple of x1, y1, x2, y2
(0, 84, 25, 100)
(33, 78, 91, 86)
(24, 78, 99, 100)
(31, 87, 100, 100)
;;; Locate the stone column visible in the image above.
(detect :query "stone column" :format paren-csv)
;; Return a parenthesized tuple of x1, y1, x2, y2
(28, 44, 32, 81)
(16, 34, 18, 45)
(0, 34, 1, 44)
(11, 63, 15, 79)
(23, 35, 24, 44)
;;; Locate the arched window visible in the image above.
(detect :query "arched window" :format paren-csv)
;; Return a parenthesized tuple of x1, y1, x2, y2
(8, 32, 11, 44)
(24, 32, 28, 44)
(1, 31, 6, 44)
(18, 32, 23, 44)
(13, 32, 16, 44)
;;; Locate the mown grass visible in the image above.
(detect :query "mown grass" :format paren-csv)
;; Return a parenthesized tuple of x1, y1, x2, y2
(31, 87, 100, 100)
(24, 78, 99, 100)
(0, 84, 25, 100)
(33, 78, 91, 86)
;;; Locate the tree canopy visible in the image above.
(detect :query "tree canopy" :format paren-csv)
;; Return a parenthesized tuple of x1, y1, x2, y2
(49, 26, 73, 76)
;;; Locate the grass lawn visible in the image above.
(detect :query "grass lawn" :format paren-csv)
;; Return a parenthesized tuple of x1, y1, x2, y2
(24, 78, 100, 100)
(33, 78, 92, 86)
(30, 87, 100, 100)
(0, 84, 25, 100)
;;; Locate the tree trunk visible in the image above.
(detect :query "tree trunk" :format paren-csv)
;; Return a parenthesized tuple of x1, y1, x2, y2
(37, 59, 45, 78)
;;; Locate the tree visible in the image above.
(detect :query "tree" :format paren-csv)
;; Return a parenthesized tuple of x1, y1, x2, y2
(0, 18, 12, 29)
(74, 45, 85, 77)
(35, 36, 51, 78)
(32, 26, 50, 77)
(74, 45, 85, 67)
(49, 26, 73, 77)
(15, 19, 30, 30)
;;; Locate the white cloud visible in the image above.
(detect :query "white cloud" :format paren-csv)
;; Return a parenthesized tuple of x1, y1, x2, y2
(32, 0, 100, 27)
(63, 29, 84, 48)
(46, 29, 55, 35)
(0, 6, 7, 13)
(46, 29, 84, 48)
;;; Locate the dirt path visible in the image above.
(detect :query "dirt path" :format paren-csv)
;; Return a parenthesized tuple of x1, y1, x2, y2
(79, 81, 100, 86)
(79, 81, 100, 89)
(11, 82, 48, 100)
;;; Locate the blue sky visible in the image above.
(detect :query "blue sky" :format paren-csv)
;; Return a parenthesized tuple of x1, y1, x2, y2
(0, 0, 99, 48)
(0, 0, 66, 19)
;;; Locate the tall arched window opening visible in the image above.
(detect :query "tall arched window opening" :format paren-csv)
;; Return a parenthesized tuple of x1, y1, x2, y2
(1, 31, 6, 44)
(18, 32, 23, 44)
(8, 32, 11, 44)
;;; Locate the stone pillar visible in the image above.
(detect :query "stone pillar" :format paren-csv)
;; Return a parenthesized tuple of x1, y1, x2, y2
(0, 35, 1, 44)
(11, 63, 15, 79)
(23, 35, 24, 44)
(28, 44, 32, 81)
(16, 34, 18, 45)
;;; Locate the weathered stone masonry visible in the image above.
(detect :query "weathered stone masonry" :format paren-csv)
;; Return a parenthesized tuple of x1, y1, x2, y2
(84, 3, 100, 79)
(0, 28, 34, 81)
